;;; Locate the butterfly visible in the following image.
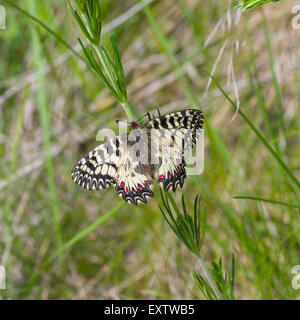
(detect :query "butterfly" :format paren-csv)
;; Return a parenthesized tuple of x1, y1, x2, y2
(71, 109, 204, 205)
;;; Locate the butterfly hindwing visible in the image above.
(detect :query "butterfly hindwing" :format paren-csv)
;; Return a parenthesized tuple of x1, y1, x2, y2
(157, 157, 187, 191)
(115, 160, 154, 205)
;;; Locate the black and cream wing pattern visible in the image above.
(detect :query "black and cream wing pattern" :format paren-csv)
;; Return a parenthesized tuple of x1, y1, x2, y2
(144, 109, 204, 192)
(72, 135, 123, 190)
(71, 109, 204, 205)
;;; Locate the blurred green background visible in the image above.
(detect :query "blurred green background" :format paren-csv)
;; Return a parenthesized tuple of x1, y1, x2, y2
(0, 0, 299, 299)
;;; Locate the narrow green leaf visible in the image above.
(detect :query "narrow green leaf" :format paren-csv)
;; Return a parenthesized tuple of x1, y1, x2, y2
(204, 69, 300, 189)
(23, 202, 123, 298)
(234, 196, 300, 209)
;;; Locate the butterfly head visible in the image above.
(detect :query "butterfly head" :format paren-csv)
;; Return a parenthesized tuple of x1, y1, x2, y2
(116, 119, 140, 130)
(130, 121, 139, 129)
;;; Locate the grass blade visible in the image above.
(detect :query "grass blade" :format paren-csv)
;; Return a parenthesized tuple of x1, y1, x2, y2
(204, 69, 300, 189)
(29, 0, 63, 267)
(23, 201, 123, 298)
(234, 196, 300, 209)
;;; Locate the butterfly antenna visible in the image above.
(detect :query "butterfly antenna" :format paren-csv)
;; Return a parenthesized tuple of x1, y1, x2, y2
(136, 113, 150, 124)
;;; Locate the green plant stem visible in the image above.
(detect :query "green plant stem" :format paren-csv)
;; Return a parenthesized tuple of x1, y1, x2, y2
(28, 0, 63, 267)
(205, 70, 300, 189)
(166, 193, 182, 217)
(121, 102, 140, 121)
(142, 3, 197, 106)
(23, 202, 123, 298)
(92, 44, 120, 97)
(261, 8, 285, 135)
(235, 0, 280, 10)
(196, 254, 222, 300)
(90, 44, 138, 120)
(49, 202, 124, 259)
(2, 92, 25, 298)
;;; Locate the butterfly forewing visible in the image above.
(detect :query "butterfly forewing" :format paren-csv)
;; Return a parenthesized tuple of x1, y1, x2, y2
(71, 135, 125, 190)
(144, 109, 203, 140)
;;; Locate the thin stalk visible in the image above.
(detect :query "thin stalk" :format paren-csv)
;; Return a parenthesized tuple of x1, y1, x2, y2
(166, 193, 182, 217)
(196, 254, 222, 300)
(121, 102, 140, 122)
(234, 196, 300, 209)
(93, 44, 120, 96)
(205, 70, 300, 189)
(142, 3, 198, 106)
(1, 92, 25, 298)
(28, 0, 63, 267)
(91, 45, 138, 120)
(23, 202, 123, 298)
(261, 8, 285, 135)
(235, 0, 281, 10)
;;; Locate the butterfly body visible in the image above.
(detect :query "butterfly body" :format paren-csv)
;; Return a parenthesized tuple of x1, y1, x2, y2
(71, 109, 204, 205)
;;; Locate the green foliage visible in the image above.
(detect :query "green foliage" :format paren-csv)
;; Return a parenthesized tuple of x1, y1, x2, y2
(69, 0, 102, 45)
(78, 36, 127, 104)
(68, 0, 135, 118)
(160, 192, 206, 256)
(192, 256, 235, 300)
(160, 192, 235, 300)
(235, 0, 280, 10)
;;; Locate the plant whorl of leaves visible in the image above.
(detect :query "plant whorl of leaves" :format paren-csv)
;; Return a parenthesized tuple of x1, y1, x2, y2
(160, 192, 235, 300)
(159, 191, 206, 256)
(192, 257, 235, 300)
(68, 0, 138, 120)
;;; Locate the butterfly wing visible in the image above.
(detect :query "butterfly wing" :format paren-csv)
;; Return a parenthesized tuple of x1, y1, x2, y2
(144, 109, 203, 191)
(115, 160, 154, 205)
(144, 109, 204, 149)
(71, 135, 125, 190)
(156, 134, 187, 191)
(72, 130, 154, 205)
(115, 129, 154, 205)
